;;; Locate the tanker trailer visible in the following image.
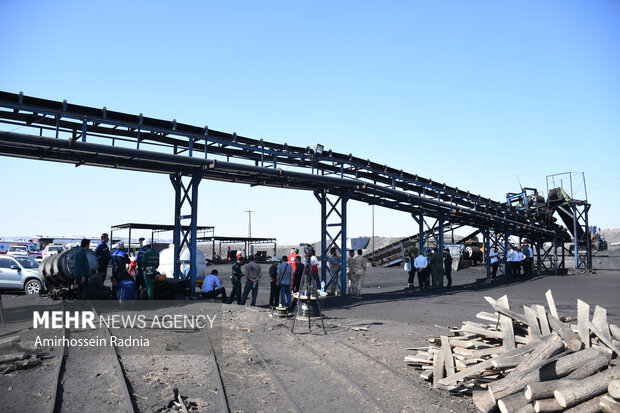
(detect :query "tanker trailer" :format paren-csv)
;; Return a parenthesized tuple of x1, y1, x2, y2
(39, 248, 98, 300)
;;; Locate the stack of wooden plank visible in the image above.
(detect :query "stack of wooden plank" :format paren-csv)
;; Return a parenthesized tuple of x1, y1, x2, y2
(404, 290, 620, 412)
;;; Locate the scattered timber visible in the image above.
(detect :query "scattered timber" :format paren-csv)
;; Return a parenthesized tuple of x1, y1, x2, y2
(404, 290, 619, 413)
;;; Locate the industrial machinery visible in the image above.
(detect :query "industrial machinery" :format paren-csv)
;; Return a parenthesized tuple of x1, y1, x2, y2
(39, 248, 98, 299)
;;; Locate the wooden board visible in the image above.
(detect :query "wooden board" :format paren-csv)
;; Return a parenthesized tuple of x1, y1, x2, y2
(523, 305, 542, 340)
(497, 295, 516, 350)
(441, 335, 456, 377)
(592, 305, 612, 343)
(545, 289, 559, 320)
(534, 304, 551, 336)
(577, 299, 590, 348)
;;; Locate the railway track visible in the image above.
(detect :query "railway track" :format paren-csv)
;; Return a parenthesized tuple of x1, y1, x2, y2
(47, 305, 136, 413)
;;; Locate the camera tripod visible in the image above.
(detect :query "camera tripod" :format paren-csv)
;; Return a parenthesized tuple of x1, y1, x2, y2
(290, 252, 326, 334)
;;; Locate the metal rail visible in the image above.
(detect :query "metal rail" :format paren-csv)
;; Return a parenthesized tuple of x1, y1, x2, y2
(241, 331, 302, 413)
(287, 331, 391, 413)
(0, 91, 568, 242)
(333, 337, 468, 413)
(204, 327, 230, 413)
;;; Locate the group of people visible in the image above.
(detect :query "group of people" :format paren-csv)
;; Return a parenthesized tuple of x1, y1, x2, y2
(73, 233, 160, 300)
(405, 248, 453, 291)
(504, 244, 533, 278)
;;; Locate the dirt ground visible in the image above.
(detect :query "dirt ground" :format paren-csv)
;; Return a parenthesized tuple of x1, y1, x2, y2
(0, 264, 618, 412)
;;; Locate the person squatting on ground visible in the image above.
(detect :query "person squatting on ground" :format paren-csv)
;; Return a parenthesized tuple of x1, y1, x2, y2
(94, 233, 110, 283)
(268, 257, 280, 308)
(414, 251, 428, 290)
(89, 270, 113, 299)
(201, 269, 227, 302)
(489, 246, 500, 279)
(228, 257, 245, 305)
(443, 248, 453, 287)
(111, 241, 131, 297)
(74, 238, 91, 300)
(240, 256, 262, 306)
(430, 248, 443, 288)
(277, 255, 293, 308)
(350, 249, 367, 296)
(141, 241, 159, 300)
(327, 247, 341, 295)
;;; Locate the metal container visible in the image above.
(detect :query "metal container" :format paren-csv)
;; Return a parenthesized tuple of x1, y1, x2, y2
(39, 248, 98, 287)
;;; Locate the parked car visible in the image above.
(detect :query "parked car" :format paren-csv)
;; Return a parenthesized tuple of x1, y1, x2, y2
(42, 244, 66, 259)
(7, 245, 29, 257)
(0, 255, 45, 294)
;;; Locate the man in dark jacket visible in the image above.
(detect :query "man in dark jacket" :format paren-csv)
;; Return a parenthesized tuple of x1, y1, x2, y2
(73, 238, 91, 300)
(268, 257, 280, 308)
(443, 248, 453, 287)
(94, 233, 110, 282)
(227, 257, 244, 304)
(141, 241, 159, 300)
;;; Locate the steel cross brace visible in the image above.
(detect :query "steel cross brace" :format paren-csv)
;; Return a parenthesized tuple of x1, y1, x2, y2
(481, 230, 508, 278)
(315, 189, 351, 296)
(411, 214, 446, 253)
(170, 170, 203, 297)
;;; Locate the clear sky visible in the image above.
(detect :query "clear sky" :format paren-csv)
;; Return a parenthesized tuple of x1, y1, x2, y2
(0, 1, 618, 245)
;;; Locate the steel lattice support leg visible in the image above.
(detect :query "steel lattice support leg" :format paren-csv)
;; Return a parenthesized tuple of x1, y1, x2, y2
(316, 190, 350, 296)
(170, 171, 203, 297)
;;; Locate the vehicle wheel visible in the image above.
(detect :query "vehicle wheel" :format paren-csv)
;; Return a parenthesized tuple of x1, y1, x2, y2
(24, 279, 42, 295)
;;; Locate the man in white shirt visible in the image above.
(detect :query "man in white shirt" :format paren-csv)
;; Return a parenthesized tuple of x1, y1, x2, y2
(414, 252, 428, 291)
(505, 245, 515, 278)
(489, 247, 500, 279)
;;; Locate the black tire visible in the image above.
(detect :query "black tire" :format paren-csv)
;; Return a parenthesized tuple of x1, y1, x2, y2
(24, 279, 42, 295)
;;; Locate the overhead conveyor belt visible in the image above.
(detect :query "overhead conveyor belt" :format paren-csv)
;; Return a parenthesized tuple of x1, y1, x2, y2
(0, 91, 568, 243)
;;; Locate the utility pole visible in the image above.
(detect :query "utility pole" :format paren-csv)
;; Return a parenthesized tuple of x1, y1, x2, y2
(244, 210, 254, 238)
(372, 205, 375, 262)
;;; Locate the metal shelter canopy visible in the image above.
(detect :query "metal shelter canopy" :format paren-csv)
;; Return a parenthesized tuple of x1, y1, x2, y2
(195, 236, 277, 258)
(110, 223, 215, 246)
(0, 91, 567, 241)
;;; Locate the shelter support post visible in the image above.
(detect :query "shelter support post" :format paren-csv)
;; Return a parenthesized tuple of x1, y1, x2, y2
(316, 190, 350, 296)
(170, 170, 203, 297)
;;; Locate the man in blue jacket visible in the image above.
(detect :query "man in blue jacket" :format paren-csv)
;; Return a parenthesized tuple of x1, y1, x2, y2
(111, 241, 130, 297)
(94, 233, 110, 282)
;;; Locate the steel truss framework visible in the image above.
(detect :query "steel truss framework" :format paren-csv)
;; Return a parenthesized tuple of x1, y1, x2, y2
(0, 92, 574, 294)
(315, 190, 351, 294)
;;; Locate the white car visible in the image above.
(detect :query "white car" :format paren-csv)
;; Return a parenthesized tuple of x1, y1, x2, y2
(42, 244, 65, 259)
(7, 245, 29, 257)
(0, 255, 45, 294)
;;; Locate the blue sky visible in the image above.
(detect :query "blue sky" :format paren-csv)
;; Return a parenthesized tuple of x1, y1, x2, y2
(0, 1, 618, 245)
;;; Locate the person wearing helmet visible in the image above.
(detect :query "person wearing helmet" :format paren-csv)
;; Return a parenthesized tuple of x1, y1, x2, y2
(111, 241, 131, 297)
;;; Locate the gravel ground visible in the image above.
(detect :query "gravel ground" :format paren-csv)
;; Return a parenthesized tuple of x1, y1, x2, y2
(0, 264, 618, 412)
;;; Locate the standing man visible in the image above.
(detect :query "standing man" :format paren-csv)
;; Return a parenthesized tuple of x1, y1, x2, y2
(268, 257, 280, 308)
(240, 256, 262, 306)
(288, 248, 299, 275)
(351, 249, 367, 297)
(414, 250, 428, 291)
(141, 241, 159, 300)
(74, 238, 91, 300)
(443, 248, 453, 287)
(489, 247, 500, 279)
(94, 233, 110, 283)
(505, 245, 515, 278)
(135, 239, 147, 298)
(346, 249, 359, 296)
(430, 248, 444, 289)
(228, 257, 244, 304)
(326, 247, 341, 295)
(111, 241, 130, 297)
(523, 244, 533, 275)
(276, 255, 293, 308)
